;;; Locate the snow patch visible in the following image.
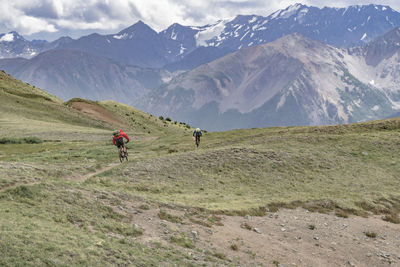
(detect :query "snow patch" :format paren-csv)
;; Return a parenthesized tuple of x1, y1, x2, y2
(276, 94, 287, 110)
(371, 105, 380, 111)
(279, 4, 303, 19)
(171, 29, 177, 40)
(369, 80, 375, 85)
(0, 33, 14, 42)
(179, 44, 186, 55)
(113, 33, 128, 40)
(249, 16, 257, 23)
(361, 33, 367, 41)
(240, 30, 250, 41)
(195, 21, 226, 46)
(382, 7, 387, 11)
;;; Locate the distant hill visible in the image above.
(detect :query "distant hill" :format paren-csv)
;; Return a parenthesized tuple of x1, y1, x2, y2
(0, 49, 168, 102)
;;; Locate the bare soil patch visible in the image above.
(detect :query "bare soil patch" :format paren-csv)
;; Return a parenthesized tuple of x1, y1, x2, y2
(114, 202, 400, 266)
(70, 102, 127, 127)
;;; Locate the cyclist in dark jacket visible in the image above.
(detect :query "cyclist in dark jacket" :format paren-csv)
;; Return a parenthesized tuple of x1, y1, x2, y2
(193, 128, 202, 147)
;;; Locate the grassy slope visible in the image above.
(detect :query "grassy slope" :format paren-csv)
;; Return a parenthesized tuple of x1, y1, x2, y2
(0, 72, 202, 266)
(1, 70, 400, 265)
(93, 121, 400, 214)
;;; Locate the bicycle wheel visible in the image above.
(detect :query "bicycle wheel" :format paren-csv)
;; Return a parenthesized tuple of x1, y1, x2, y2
(125, 150, 128, 161)
(119, 148, 123, 163)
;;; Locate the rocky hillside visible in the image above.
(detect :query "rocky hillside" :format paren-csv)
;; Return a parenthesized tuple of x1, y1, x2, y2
(136, 29, 400, 131)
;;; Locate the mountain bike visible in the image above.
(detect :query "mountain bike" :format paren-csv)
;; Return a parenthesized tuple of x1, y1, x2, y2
(195, 136, 201, 148)
(118, 146, 128, 162)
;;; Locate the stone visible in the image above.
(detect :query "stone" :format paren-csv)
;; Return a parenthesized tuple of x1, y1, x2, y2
(347, 260, 355, 266)
(191, 230, 198, 239)
(378, 251, 390, 259)
(254, 228, 262, 234)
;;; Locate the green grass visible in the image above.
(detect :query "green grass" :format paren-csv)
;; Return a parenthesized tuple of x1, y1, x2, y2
(170, 233, 195, 249)
(2, 71, 400, 265)
(92, 125, 400, 215)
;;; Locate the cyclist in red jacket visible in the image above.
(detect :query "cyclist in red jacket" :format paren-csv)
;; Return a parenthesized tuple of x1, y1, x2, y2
(112, 129, 130, 154)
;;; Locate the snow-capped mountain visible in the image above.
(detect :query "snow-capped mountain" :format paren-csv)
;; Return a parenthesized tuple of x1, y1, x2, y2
(2, 3, 399, 69)
(135, 28, 400, 131)
(161, 4, 400, 70)
(0, 32, 72, 59)
(0, 32, 44, 58)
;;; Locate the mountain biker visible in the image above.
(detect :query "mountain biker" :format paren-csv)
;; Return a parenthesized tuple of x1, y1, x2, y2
(112, 129, 130, 154)
(193, 128, 202, 147)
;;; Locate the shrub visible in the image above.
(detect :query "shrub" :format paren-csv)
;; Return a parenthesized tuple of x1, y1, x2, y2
(213, 252, 226, 260)
(165, 117, 171, 122)
(159, 116, 164, 120)
(382, 213, 400, 224)
(6, 185, 35, 199)
(158, 210, 183, 223)
(170, 234, 195, 248)
(230, 244, 238, 251)
(22, 137, 43, 144)
(365, 231, 376, 238)
(0, 137, 43, 144)
(335, 209, 349, 218)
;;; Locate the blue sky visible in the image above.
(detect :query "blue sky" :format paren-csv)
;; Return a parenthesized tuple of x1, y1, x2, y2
(1, 0, 399, 41)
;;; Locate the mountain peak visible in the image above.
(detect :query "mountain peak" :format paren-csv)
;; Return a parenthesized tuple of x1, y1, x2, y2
(269, 3, 309, 20)
(118, 20, 156, 35)
(0, 31, 24, 42)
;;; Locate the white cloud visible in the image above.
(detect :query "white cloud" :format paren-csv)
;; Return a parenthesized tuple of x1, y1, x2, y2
(0, 0, 399, 39)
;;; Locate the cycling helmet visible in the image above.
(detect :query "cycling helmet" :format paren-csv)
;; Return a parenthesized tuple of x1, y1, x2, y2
(196, 128, 201, 132)
(113, 130, 119, 137)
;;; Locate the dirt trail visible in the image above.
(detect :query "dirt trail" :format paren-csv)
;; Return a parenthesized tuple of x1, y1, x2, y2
(75, 163, 120, 182)
(0, 163, 120, 191)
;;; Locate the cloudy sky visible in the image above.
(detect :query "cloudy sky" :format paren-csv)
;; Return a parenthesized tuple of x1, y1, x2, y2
(1, 0, 399, 41)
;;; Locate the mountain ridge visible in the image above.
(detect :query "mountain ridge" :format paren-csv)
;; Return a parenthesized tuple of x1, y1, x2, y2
(135, 29, 400, 131)
(2, 3, 400, 69)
